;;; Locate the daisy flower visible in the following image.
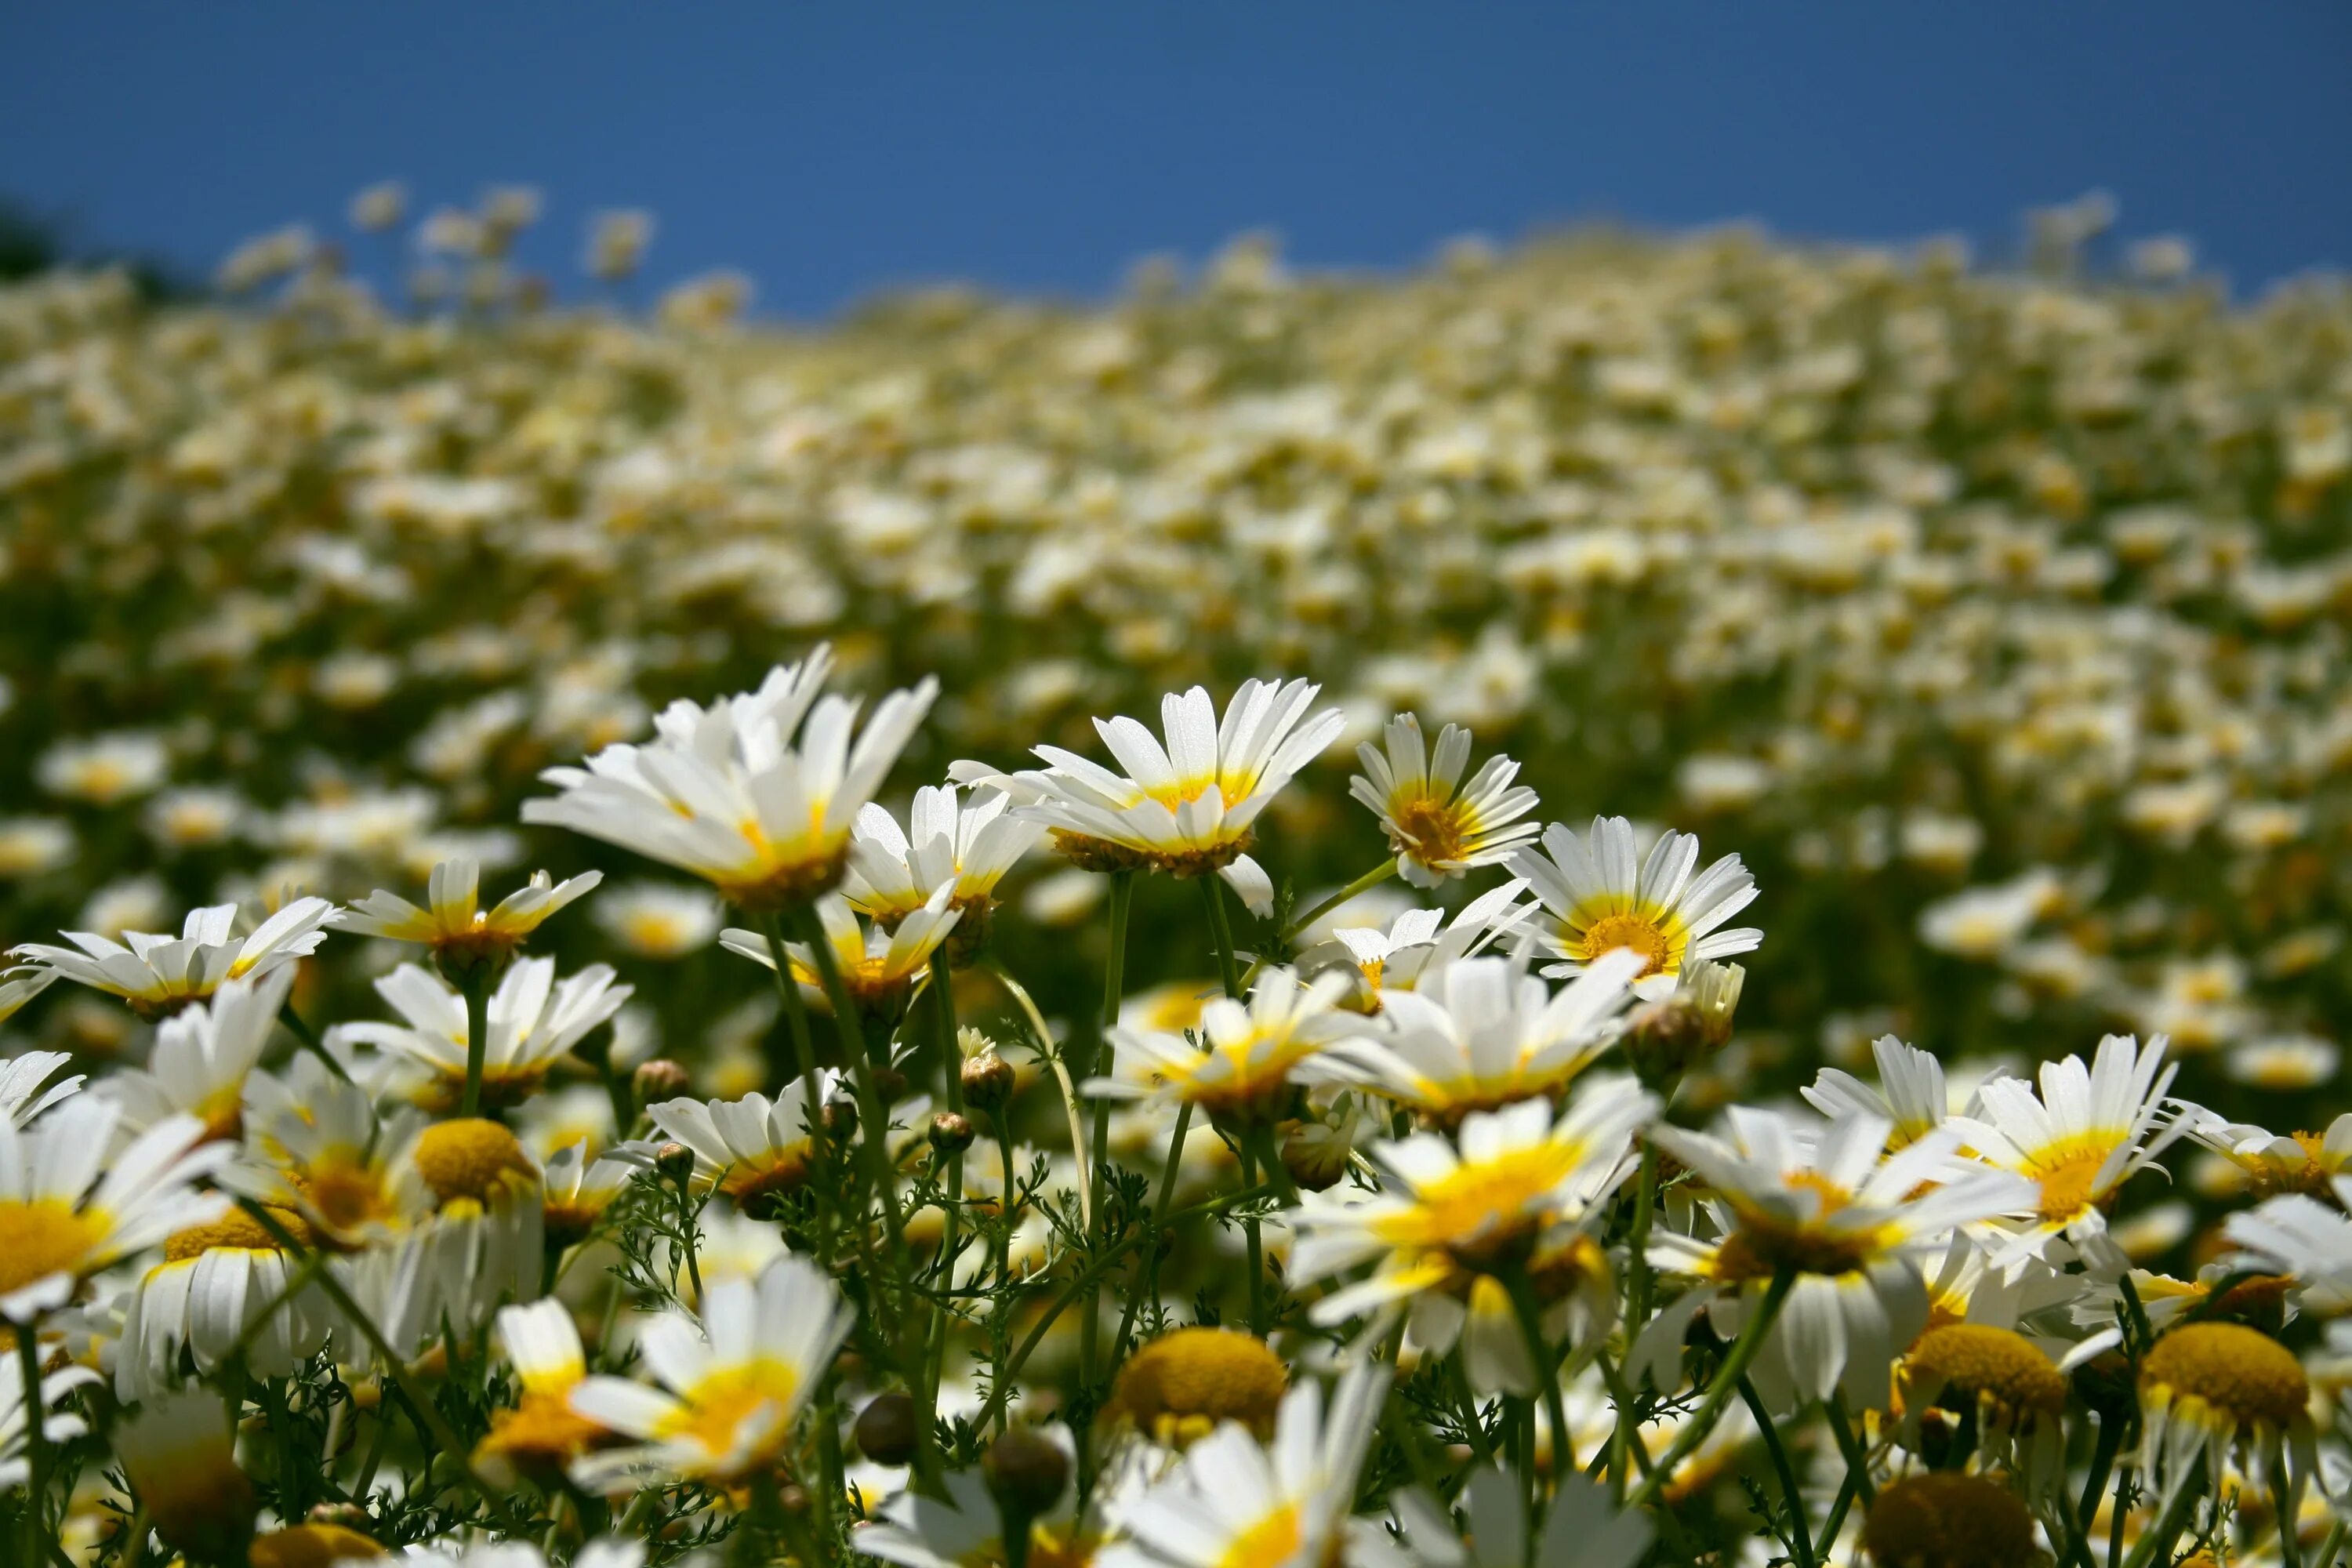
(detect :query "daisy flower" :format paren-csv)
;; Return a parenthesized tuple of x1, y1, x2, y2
(1087, 967, 1363, 1125)
(953, 677, 1343, 889)
(719, 885, 961, 1021)
(1800, 1033, 1972, 1150)
(10, 896, 336, 1018)
(523, 647, 938, 910)
(2138, 1321, 2317, 1513)
(116, 1200, 334, 1397)
(846, 783, 1047, 944)
(1110, 1326, 1288, 1444)
(2183, 1110, 2352, 1199)
(405, 1116, 546, 1336)
(855, 1425, 1102, 1568)
(333, 957, 633, 1111)
(2222, 1180, 2352, 1316)
(1318, 948, 1645, 1125)
(1098, 1363, 1386, 1568)
(592, 880, 723, 960)
(1362, 1465, 1650, 1568)
(540, 1139, 638, 1250)
(1289, 1087, 1653, 1388)
(0, 1097, 234, 1322)
(475, 1298, 612, 1486)
(1646, 1108, 2032, 1408)
(1949, 1033, 2189, 1274)
(568, 1254, 854, 1486)
(1300, 878, 1539, 1007)
(0, 1048, 81, 1128)
(644, 1077, 840, 1217)
(105, 966, 294, 1143)
(237, 1057, 430, 1247)
(111, 1390, 256, 1564)
(1348, 713, 1541, 887)
(1509, 817, 1760, 999)
(333, 857, 601, 977)
(0, 970, 58, 1030)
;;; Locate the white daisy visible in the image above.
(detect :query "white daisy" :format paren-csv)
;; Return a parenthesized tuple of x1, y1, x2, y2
(523, 646, 938, 909)
(1799, 1033, 1974, 1149)
(0, 1098, 234, 1321)
(568, 1254, 855, 1486)
(1509, 817, 1760, 999)
(115, 1198, 335, 1397)
(1098, 1363, 1386, 1568)
(643, 1078, 840, 1217)
(0, 1049, 81, 1128)
(953, 678, 1342, 890)
(1348, 713, 1541, 887)
(720, 884, 961, 1020)
(333, 957, 632, 1111)
(333, 857, 601, 971)
(2, 1349, 98, 1492)
(9, 896, 336, 1018)
(846, 783, 1047, 935)
(105, 966, 293, 1144)
(1299, 878, 1540, 1005)
(1087, 967, 1363, 1124)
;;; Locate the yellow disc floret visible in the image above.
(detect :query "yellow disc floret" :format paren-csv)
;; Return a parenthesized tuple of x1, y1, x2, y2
(248, 1522, 388, 1566)
(2141, 1322, 2309, 1431)
(1112, 1327, 1289, 1444)
(413, 1118, 539, 1208)
(1862, 1472, 2037, 1568)
(1901, 1323, 2067, 1421)
(164, 1206, 310, 1261)
(0, 1199, 107, 1297)
(1578, 911, 1675, 978)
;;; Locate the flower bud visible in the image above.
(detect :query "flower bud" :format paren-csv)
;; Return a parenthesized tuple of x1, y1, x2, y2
(653, 1142, 695, 1185)
(1621, 961, 1744, 1087)
(855, 1391, 924, 1467)
(930, 1112, 977, 1154)
(823, 1098, 859, 1140)
(982, 1425, 1070, 1521)
(961, 1050, 1016, 1112)
(873, 1065, 909, 1105)
(633, 1058, 691, 1107)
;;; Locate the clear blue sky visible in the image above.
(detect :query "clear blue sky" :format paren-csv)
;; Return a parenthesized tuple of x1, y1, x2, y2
(2, 4, 2346, 315)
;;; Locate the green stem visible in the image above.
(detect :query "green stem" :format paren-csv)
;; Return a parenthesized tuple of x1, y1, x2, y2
(1113, 1102, 1194, 1364)
(2076, 1412, 2122, 1545)
(1740, 1377, 1815, 1568)
(985, 960, 1092, 1230)
(1627, 1270, 1795, 1512)
(798, 908, 915, 1345)
(17, 1323, 50, 1568)
(1240, 1138, 1266, 1335)
(1078, 871, 1133, 1471)
(234, 1200, 521, 1532)
(1278, 856, 1400, 944)
(459, 968, 491, 1118)
(276, 999, 352, 1083)
(1504, 1272, 1572, 1512)
(1826, 1392, 1876, 1506)
(758, 912, 837, 1266)
(2119, 1473, 2203, 1568)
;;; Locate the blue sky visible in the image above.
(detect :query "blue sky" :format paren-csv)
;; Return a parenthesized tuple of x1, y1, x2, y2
(2, 4, 2346, 316)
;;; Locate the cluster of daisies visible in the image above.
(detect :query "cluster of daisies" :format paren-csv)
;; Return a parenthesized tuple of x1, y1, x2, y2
(0, 650, 2349, 1568)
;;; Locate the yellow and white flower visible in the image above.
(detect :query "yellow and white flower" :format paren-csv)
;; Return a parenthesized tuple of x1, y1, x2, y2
(1088, 967, 1363, 1124)
(720, 885, 961, 1019)
(2138, 1321, 2317, 1512)
(111, 1389, 256, 1563)
(405, 1116, 546, 1335)
(10, 896, 336, 1018)
(116, 1200, 335, 1397)
(847, 783, 1046, 934)
(1800, 1033, 1973, 1150)
(1, 1344, 99, 1493)
(1949, 1033, 2187, 1275)
(1300, 879, 1539, 1006)
(476, 1298, 612, 1486)
(1510, 817, 1760, 999)
(1098, 1363, 1386, 1568)
(644, 1078, 840, 1217)
(1349, 713, 1541, 887)
(955, 678, 1342, 884)
(238, 1056, 430, 1247)
(524, 647, 938, 909)
(1290, 1086, 1653, 1388)
(591, 880, 723, 960)
(854, 1425, 1100, 1568)
(1646, 1108, 2032, 1409)
(0, 1098, 234, 1321)
(1319, 949, 1644, 1124)
(540, 1139, 638, 1250)
(334, 957, 632, 1111)
(333, 857, 601, 972)
(105, 967, 293, 1144)
(2183, 1111, 2352, 1200)
(568, 1253, 854, 1486)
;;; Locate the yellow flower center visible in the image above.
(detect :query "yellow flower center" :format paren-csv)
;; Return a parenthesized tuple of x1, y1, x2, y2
(413, 1119, 538, 1207)
(249, 1523, 387, 1567)
(0, 1199, 108, 1296)
(718, 1147, 816, 1207)
(475, 1390, 604, 1480)
(660, 1359, 804, 1470)
(298, 1160, 401, 1236)
(1112, 1327, 1288, 1442)
(1375, 1142, 1584, 1252)
(1214, 1503, 1303, 1568)
(1577, 911, 1676, 978)
(2027, 1140, 2116, 1223)
(1390, 794, 1472, 867)
(1902, 1324, 2066, 1419)
(1715, 1174, 1896, 1279)
(1860, 1472, 2036, 1568)
(2141, 1323, 2309, 1430)
(165, 1207, 309, 1261)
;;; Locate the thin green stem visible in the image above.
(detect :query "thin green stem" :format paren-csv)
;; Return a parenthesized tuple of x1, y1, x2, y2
(1627, 1270, 1795, 1512)
(985, 960, 1091, 1229)
(18, 1323, 50, 1568)
(758, 912, 837, 1266)
(798, 908, 915, 1344)
(459, 968, 491, 1118)
(1739, 1377, 1815, 1568)
(1504, 1272, 1572, 1514)
(1278, 857, 1400, 944)
(1078, 871, 1134, 1472)
(1240, 1137, 1266, 1335)
(1113, 1101, 1194, 1365)
(2120, 1473, 2202, 1568)
(1826, 1392, 1876, 1506)
(2076, 1412, 2122, 1545)
(275, 999, 352, 1082)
